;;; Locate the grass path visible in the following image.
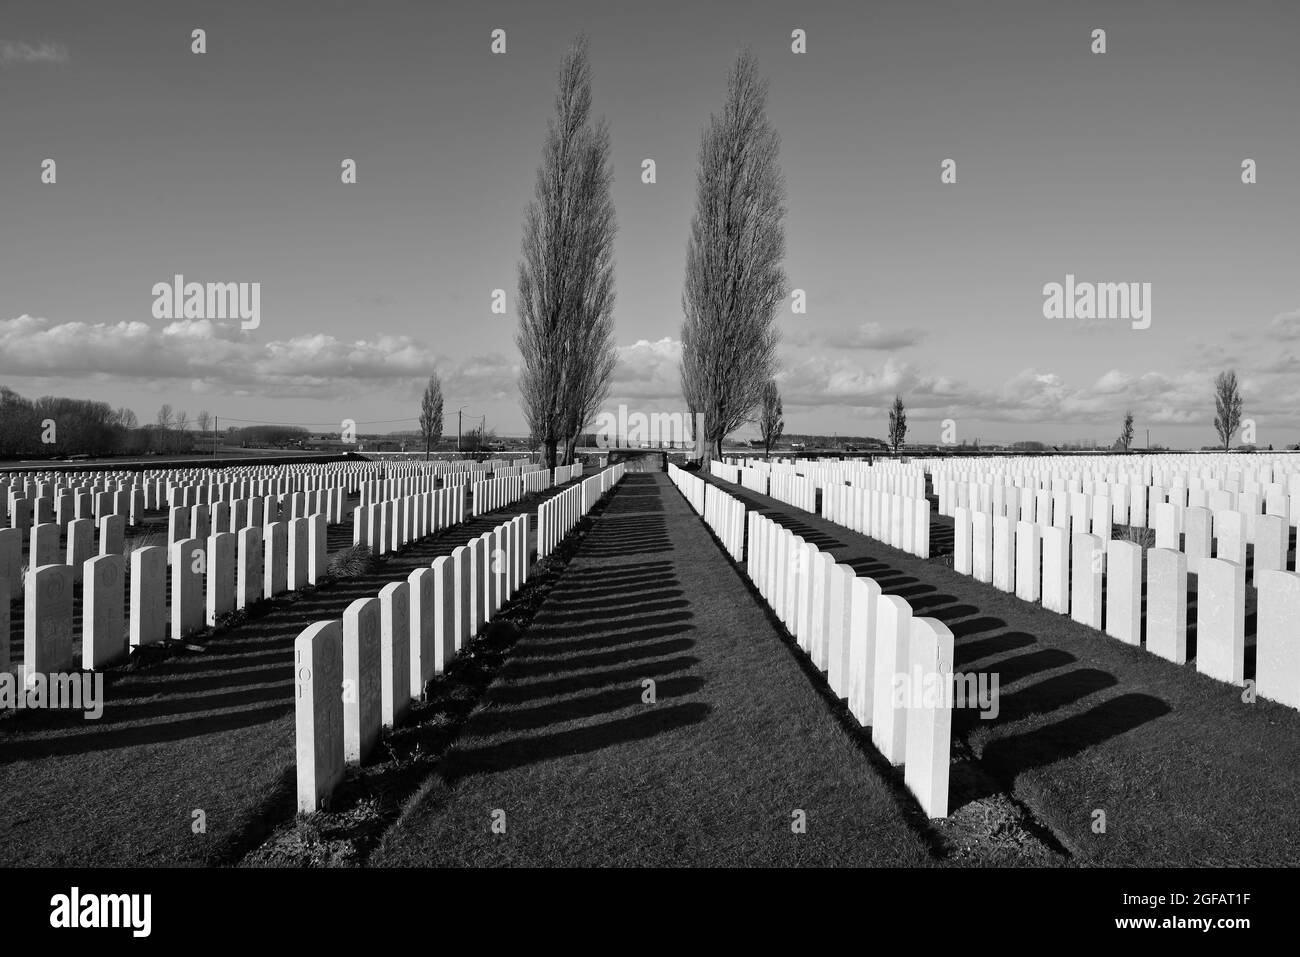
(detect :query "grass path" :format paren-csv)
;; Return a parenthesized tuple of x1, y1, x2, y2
(699, 471, 1300, 866)
(0, 482, 581, 867)
(374, 473, 934, 867)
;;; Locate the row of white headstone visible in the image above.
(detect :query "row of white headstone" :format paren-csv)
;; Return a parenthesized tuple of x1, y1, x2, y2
(669, 465, 706, 513)
(535, 465, 623, 559)
(726, 457, 928, 499)
(767, 471, 818, 513)
(2, 513, 329, 681)
(949, 506, 1300, 710)
(1151, 504, 1293, 580)
(702, 482, 745, 559)
(522, 468, 553, 495)
(709, 466, 934, 561)
(669, 465, 952, 818)
(298, 466, 638, 811)
(820, 483, 931, 559)
(580, 466, 624, 513)
(352, 486, 467, 556)
(472, 476, 525, 517)
(296, 510, 533, 812)
(166, 490, 347, 555)
(1, 515, 128, 585)
(357, 461, 539, 507)
(4, 460, 375, 519)
(926, 453, 1300, 531)
(939, 476, 1292, 547)
(553, 463, 583, 485)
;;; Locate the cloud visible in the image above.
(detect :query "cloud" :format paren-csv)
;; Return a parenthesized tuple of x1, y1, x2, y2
(768, 353, 1248, 431)
(789, 321, 925, 351)
(0, 41, 68, 65)
(0, 314, 511, 401)
(1268, 308, 1300, 340)
(610, 337, 682, 400)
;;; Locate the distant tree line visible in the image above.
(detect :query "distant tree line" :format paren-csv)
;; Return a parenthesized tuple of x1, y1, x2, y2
(0, 385, 169, 458)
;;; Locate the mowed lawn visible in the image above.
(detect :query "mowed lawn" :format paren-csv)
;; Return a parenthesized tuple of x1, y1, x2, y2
(701, 472, 1300, 866)
(375, 474, 934, 867)
(0, 483, 583, 867)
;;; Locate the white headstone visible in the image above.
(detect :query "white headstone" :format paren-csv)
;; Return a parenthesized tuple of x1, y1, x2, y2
(1069, 533, 1103, 629)
(826, 564, 854, 698)
(1196, 557, 1246, 685)
(871, 594, 912, 765)
(378, 581, 411, 727)
(1146, 547, 1187, 664)
(1042, 526, 1070, 614)
(1014, 520, 1041, 602)
(24, 564, 74, 684)
(83, 554, 126, 669)
(1104, 540, 1142, 645)
(205, 532, 236, 625)
(170, 538, 204, 639)
(1184, 506, 1212, 574)
(1256, 570, 1300, 709)
(992, 515, 1015, 592)
(264, 522, 288, 597)
(848, 576, 880, 726)
(343, 596, 382, 763)
(432, 554, 457, 671)
(904, 616, 954, 819)
(295, 620, 344, 812)
(129, 546, 167, 647)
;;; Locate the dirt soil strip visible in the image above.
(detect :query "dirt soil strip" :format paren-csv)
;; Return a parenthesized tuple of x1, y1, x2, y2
(372, 472, 936, 867)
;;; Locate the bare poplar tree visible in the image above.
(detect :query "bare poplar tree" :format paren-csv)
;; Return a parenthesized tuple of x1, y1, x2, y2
(1119, 410, 1134, 452)
(888, 395, 907, 454)
(156, 404, 174, 430)
(758, 379, 783, 458)
(680, 50, 786, 464)
(419, 374, 445, 460)
(1214, 370, 1243, 451)
(516, 35, 618, 470)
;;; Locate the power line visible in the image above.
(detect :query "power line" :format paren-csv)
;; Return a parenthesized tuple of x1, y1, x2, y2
(215, 415, 423, 428)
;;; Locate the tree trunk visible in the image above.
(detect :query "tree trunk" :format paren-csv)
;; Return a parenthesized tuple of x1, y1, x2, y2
(542, 440, 558, 471)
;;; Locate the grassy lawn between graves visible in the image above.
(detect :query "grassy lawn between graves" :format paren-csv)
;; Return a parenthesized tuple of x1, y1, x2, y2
(0, 482, 583, 867)
(373, 474, 938, 867)
(698, 471, 1300, 867)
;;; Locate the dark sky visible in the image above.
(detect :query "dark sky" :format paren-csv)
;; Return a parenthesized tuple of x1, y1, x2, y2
(2, 0, 1297, 445)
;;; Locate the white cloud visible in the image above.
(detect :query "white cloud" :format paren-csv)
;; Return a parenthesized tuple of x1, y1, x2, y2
(609, 337, 682, 400)
(789, 320, 925, 351)
(0, 314, 512, 401)
(0, 41, 68, 65)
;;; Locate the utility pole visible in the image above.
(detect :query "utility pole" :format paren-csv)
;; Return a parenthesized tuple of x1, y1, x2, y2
(214, 415, 218, 461)
(457, 409, 462, 452)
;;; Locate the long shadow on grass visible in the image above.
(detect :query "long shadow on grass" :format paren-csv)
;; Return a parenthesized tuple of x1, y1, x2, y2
(0, 486, 581, 761)
(438, 703, 712, 781)
(700, 474, 1176, 821)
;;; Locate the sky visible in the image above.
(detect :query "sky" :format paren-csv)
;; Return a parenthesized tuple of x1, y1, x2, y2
(1, 0, 1297, 447)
